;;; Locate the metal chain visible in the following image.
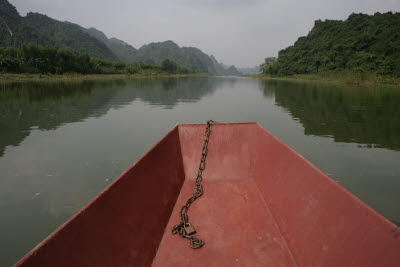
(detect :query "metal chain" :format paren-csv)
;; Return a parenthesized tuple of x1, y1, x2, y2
(171, 120, 213, 249)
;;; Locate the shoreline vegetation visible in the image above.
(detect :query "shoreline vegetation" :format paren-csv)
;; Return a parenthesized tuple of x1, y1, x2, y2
(0, 44, 201, 83)
(0, 73, 211, 83)
(246, 70, 400, 87)
(2, 71, 400, 88)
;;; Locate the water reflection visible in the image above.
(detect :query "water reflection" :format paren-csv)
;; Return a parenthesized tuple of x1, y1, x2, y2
(259, 79, 400, 151)
(109, 76, 224, 108)
(0, 77, 222, 157)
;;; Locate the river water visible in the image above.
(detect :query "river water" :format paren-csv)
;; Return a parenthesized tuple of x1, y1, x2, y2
(0, 76, 399, 265)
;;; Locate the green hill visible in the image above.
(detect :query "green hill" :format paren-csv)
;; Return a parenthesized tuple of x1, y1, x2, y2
(263, 12, 400, 77)
(0, 0, 117, 60)
(0, 0, 48, 46)
(24, 13, 118, 60)
(0, 0, 240, 74)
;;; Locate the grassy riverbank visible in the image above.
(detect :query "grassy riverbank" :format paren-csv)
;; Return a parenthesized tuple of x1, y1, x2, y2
(0, 72, 211, 83)
(247, 71, 400, 87)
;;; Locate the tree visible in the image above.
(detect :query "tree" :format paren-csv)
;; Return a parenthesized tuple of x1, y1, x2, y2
(260, 57, 277, 74)
(161, 59, 178, 73)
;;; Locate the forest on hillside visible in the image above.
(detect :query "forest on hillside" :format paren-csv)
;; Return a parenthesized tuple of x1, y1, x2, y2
(261, 12, 400, 77)
(0, 45, 190, 75)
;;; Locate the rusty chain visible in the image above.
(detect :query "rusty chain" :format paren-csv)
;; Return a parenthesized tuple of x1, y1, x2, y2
(171, 120, 213, 249)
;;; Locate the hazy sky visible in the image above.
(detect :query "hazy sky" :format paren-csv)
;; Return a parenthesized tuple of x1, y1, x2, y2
(9, 0, 400, 67)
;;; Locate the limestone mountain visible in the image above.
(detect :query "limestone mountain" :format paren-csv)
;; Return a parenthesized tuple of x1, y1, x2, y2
(0, 0, 241, 74)
(0, 0, 117, 60)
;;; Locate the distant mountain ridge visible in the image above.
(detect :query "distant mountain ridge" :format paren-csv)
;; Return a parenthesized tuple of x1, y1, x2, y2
(0, 0, 240, 75)
(85, 32, 240, 75)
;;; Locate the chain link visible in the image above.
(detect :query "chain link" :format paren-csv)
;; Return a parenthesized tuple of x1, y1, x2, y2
(171, 120, 213, 249)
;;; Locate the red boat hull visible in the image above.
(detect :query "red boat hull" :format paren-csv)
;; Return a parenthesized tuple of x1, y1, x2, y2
(15, 123, 400, 266)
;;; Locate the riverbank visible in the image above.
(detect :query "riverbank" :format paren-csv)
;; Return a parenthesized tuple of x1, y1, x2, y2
(0, 72, 212, 83)
(246, 71, 400, 87)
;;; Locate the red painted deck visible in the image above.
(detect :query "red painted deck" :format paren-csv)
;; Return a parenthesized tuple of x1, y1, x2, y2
(15, 123, 400, 267)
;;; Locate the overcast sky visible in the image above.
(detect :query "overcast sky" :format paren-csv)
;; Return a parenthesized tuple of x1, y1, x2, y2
(9, 0, 400, 68)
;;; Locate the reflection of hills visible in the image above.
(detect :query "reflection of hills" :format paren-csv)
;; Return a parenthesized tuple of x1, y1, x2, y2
(109, 76, 221, 109)
(259, 79, 400, 151)
(0, 80, 121, 157)
(0, 77, 220, 157)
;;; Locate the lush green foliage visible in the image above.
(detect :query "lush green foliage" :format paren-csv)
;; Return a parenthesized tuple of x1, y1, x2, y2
(259, 57, 277, 74)
(161, 59, 178, 73)
(263, 12, 400, 77)
(0, 44, 190, 75)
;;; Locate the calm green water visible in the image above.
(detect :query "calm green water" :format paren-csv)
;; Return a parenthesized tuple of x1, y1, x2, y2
(0, 76, 399, 266)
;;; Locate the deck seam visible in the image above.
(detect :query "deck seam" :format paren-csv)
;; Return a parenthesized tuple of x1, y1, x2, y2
(250, 124, 298, 267)
(249, 176, 299, 267)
